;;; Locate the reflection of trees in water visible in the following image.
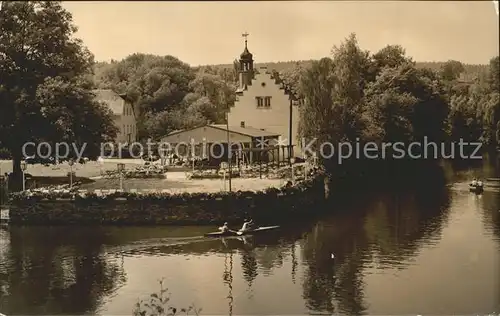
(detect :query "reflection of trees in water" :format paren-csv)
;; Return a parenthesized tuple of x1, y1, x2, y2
(239, 249, 258, 287)
(300, 168, 451, 315)
(301, 215, 368, 315)
(480, 191, 500, 246)
(0, 227, 126, 314)
(240, 234, 303, 285)
(223, 251, 234, 316)
(254, 245, 285, 276)
(291, 242, 298, 284)
(122, 232, 298, 293)
(364, 186, 451, 267)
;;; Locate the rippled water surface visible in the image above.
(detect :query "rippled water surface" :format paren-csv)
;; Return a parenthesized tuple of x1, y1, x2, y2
(0, 160, 499, 315)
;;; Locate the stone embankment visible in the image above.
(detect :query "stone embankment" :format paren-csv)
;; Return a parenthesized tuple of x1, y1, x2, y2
(6, 174, 327, 225)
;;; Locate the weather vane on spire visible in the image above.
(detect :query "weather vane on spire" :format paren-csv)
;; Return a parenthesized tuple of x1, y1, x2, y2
(242, 32, 249, 47)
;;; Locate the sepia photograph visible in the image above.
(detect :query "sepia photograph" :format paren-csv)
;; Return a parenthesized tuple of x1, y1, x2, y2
(0, 1, 499, 315)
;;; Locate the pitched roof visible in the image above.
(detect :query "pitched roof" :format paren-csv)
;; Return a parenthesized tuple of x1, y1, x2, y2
(210, 124, 280, 138)
(164, 124, 280, 139)
(92, 89, 127, 115)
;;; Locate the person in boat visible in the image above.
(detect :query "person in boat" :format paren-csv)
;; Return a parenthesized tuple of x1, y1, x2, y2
(247, 219, 256, 229)
(240, 219, 255, 232)
(219, 222, 229, 233)
(477, 179, 483, 187)
(471, 178, 478, 186)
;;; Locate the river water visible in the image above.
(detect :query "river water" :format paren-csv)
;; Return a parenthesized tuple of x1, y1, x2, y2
(0, 160, 499, 315)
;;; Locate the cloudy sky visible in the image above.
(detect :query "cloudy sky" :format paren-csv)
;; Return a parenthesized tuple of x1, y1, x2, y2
(62, 1, 499, 66)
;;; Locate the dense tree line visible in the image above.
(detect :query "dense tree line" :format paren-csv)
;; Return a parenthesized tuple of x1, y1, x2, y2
(1, 0, 497, 189)
(93, 38, 497, 154)
(295, 34, 499, 182)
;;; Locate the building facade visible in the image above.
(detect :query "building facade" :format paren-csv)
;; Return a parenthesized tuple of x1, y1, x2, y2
(160, 124, 280, 166)
(93, 89, 137, 144)
(227, 38, 302, 158)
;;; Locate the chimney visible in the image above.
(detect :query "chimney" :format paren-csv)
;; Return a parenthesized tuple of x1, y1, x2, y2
(240, 121, 245, 128)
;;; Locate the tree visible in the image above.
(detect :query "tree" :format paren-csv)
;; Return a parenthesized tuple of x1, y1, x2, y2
(447, 56, 500, 148)
(299, 33, 371, 177)
(299, 57, 337, 147)
(440, 60, 465, 82)
(373, 45, 413, 70)
(92, 54, 197, 139)
(0, 1, 116, 189)
(364, 64, 449, 145)
(447, 93, 482, 142)
(142, 109, 205, 140)
(187, 70, 237, 123)
(329, 33, 370, 142)
(371, 45, 414, 81)
(487, 56, 499, 93)
(279, 62, 306, 98)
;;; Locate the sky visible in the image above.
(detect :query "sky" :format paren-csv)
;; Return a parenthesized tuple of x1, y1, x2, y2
(61, 1, 500, 66)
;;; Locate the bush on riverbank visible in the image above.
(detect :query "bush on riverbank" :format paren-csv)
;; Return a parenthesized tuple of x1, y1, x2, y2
(102, 165, 167, 179)
(188, 169, 240, 179)
(9, 178, 315, 202)
(133, 279, 201, 316)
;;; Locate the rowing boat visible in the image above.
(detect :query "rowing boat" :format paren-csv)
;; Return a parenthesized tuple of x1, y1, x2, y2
(204, 225, 280, 238)
(236, 225, 280, 236)
(204, 230, 238, 237)
(469, 184, 484, 193)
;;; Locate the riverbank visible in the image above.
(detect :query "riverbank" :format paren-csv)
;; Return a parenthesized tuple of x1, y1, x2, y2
(6, 175, 326, 225)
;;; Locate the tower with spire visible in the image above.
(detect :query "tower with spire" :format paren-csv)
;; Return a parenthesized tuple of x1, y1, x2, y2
(228, 33, 302, 158)
(238, 32, 254, 90)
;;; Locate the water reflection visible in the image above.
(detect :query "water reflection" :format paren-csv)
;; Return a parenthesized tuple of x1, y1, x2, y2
(222, 250, 234, 315)
(0, 227, 126, 315)
(480, 191, 500, 247)
(0, 162, 498, 315)
(300, 168, 452, 315)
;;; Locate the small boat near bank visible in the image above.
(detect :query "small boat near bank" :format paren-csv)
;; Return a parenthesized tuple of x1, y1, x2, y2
(204, 225, 280, 238)
(469, 179, 484, 193)
(469, 184, 484, 193)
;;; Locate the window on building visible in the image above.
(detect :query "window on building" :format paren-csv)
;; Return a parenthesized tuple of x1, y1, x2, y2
(256, 97, 263, 107)
(122, 125, 125, 134)
(264, 97, 271, 107)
